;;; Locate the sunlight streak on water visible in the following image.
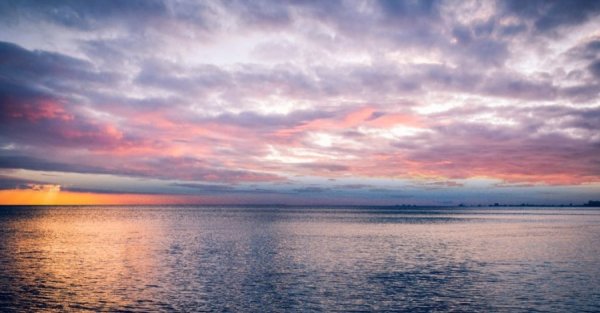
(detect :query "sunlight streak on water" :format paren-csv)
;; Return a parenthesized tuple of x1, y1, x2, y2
(1, 206, 599, 311)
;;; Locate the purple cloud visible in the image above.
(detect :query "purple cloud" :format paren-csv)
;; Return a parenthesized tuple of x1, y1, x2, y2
(0, 0, 598, 204)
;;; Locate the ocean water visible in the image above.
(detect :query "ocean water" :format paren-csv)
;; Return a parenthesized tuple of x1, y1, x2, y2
(0, 206, 599, 312)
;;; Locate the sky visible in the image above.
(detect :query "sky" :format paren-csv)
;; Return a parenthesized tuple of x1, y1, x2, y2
(0, 0, 599, 205)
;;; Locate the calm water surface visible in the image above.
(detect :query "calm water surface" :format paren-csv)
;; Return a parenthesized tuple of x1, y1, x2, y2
(1, 206, 599, 312)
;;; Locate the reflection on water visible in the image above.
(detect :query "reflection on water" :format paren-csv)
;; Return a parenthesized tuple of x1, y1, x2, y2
(1, 206, 600, 311)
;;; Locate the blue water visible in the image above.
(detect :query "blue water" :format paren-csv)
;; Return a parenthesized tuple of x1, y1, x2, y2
(1, 206, 599, 312)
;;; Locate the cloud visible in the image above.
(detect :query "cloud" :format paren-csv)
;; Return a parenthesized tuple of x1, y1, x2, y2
(0, 174, 50, 190)
(0, 1, 598, 204)
(413, 181, 465, 189)
(25, 183, 60, 192)
(0, 0, 214, 32)
(0, 41, 120, 89)
(501, 0, 600, 33)
(589, 60, 600, 79)
(292, 186, 327, 193)
(0, 155, 110, 174)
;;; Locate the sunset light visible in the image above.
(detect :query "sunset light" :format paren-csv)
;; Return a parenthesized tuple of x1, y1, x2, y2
(2, 1, 600, 312)
(0, 0, 599, 205)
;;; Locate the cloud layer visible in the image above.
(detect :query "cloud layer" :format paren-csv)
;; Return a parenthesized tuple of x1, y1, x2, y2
(0, 0, 599, 204)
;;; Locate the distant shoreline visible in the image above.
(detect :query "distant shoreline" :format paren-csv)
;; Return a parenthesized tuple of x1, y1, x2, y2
(1, 203, 599, 208)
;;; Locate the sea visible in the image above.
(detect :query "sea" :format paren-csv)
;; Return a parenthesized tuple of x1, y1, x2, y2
(1, 205, 599, 312)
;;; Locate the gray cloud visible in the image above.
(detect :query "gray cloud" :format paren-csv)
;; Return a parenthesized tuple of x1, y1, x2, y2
(0, 0, 598, 203)
(502, 0, 600, 33)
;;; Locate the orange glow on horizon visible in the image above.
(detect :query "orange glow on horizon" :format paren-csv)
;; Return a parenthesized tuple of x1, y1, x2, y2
(0, 188, 206, 205)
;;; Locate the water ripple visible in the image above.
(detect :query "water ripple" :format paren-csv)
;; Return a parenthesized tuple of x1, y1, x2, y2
(1, 206, 599, 312)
